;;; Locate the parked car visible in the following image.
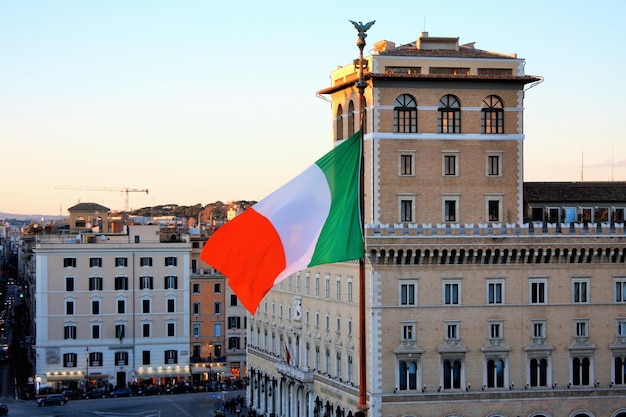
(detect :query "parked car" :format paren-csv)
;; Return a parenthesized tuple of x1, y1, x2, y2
(0, 403, 8, 415)
(63, 390, 82, 400)
(110, 387, 133, 398)
(172, 383, 191, 394)
(142, 386, 162, 396)
(37, 393, 69, 406)
(84, 387, 108, 399)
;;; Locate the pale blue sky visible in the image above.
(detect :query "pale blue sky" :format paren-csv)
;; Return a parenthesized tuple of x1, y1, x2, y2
(2, 0, 625, 215)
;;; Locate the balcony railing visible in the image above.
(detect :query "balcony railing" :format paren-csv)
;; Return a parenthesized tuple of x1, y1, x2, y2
(275, 360, 314, 383)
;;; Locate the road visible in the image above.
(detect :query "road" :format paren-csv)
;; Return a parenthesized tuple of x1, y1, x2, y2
(0, 390, 243, 417)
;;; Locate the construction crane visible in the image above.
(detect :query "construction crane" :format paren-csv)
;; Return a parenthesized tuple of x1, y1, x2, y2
(55, 186, 149, 213)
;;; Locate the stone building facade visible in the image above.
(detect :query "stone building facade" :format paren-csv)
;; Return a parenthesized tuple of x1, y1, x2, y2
(245, 32, 626, 417)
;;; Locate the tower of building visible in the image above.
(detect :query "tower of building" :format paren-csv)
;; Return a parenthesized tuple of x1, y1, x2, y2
(246, 32, 626, 417)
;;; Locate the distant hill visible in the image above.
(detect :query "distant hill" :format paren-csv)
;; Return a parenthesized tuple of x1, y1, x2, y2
(0, 212, 66, 222)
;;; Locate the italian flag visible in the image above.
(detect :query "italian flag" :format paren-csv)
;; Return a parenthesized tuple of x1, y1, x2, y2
(201, 131, 364, 314)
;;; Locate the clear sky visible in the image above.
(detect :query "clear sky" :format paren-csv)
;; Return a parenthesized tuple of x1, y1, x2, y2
(2, 0, 625, 216)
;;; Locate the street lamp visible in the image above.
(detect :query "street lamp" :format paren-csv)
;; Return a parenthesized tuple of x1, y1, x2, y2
(208, 342, 213, 384)
(85, 348, 90, 389)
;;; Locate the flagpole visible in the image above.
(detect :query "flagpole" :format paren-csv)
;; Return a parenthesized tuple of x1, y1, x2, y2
(351, 19, 375, 417)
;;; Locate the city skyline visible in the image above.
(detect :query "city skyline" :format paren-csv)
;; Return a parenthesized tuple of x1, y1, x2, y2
(2, 0, 625, 215)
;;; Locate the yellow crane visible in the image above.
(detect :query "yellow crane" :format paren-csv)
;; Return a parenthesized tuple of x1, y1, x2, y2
(55, 186, 149, 213)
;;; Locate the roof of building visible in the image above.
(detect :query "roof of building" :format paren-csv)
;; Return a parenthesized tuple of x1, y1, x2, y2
(377, 42, 516, 59)
(524, 182, 626, 203)
(68, 202, 110, 212)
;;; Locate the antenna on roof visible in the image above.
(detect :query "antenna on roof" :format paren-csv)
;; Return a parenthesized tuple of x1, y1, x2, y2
(612, 141, 614, 181)
(581, 151, 584, 182)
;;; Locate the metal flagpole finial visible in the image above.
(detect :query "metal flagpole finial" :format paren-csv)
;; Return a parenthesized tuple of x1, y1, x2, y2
(350, 20, 375, 96)
(349, 20, 376, 48)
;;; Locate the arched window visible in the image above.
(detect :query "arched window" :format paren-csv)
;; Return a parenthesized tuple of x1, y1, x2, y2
(347, 101, 355, 136)
(487, 359, 505, 388)
(336, 104, 344, 141)
(398, 360, 418, 390)
(615, 355, 626, 384)
(393, 94, 417, 133)
(573, 356, 591, 386)
(443, 359, 462, 389)
(530, 357, 549, 387)
(482, 95, 504, 134)
(438, 95, 461, 133)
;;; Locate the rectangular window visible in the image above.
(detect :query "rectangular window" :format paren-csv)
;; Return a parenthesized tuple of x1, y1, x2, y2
(229, 337, 240, 349)
(487, 199, 501, 222)
(533, 321, 545, 338)
(192, 283, 200, 294)
(400, 154, 413, 176)
(214, 302, 222, 315)
(214, 283, 222, 293)
(115, 324, 125, 339)
(530, 279, 547, 304)
(229, 316, 241, 329)
(167, 323, 175, 337)
(165, 350, 177, 364)
(573, 279, 589, 303)
(165, 256, 177, 267)
(90, 257, 102, 268)
(615, 278, 626, 302)
(142, 350, 151, 365)
(92, 300, 100, 315)
(167, 299, 175, 313)
(64, 325, 76, 340)
(164, 276, 177, 289)
(230, 294, 238, 306)
(142, 299, 150, 314)
(487, 281, 504, 304)
(115, 257, 128, 267)
(193, 323, 201, 337)
(400, 199, 413, 222)
(117, 299, 125, 314)
(65, 277, 74, 292)
(325, 275, 330, 299)
(142, 323, 150, 337)
(66, 301, 74, 315)
(402, 323, 415, 341)
(489, 322, 502, 339)
(336, 280, 341, 301)
(92, 324, 100, 339)
(89, 352, 103, 367)
(443, 154, 457, 176)
(444, 282, 460, 305)
(487, 154, 501, 176)
(140, 276, 153, 290)
(115, 351, 128, 366)
(305, 273, 310, 295)
(315, 274, 320, 297)
(63, 352, 77, 368)
(347, 280, 353, 302)
(400, 281, 417, 305)
(89, 277, 103, 291)
(214, 322, 222, 337)
(115, 276, 128, 291)
(193, 302, 200, 315)
(64, 257, 76, 268)
(575, 320, 588, 337)
(444, 199, 457, 222)
(446, 321, 459, 340)
(140, 257, 152, 267)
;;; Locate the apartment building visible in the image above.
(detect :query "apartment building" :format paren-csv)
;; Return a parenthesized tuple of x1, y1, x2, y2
(33, 205, 191, 392)
(245, 33, 626, 417)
